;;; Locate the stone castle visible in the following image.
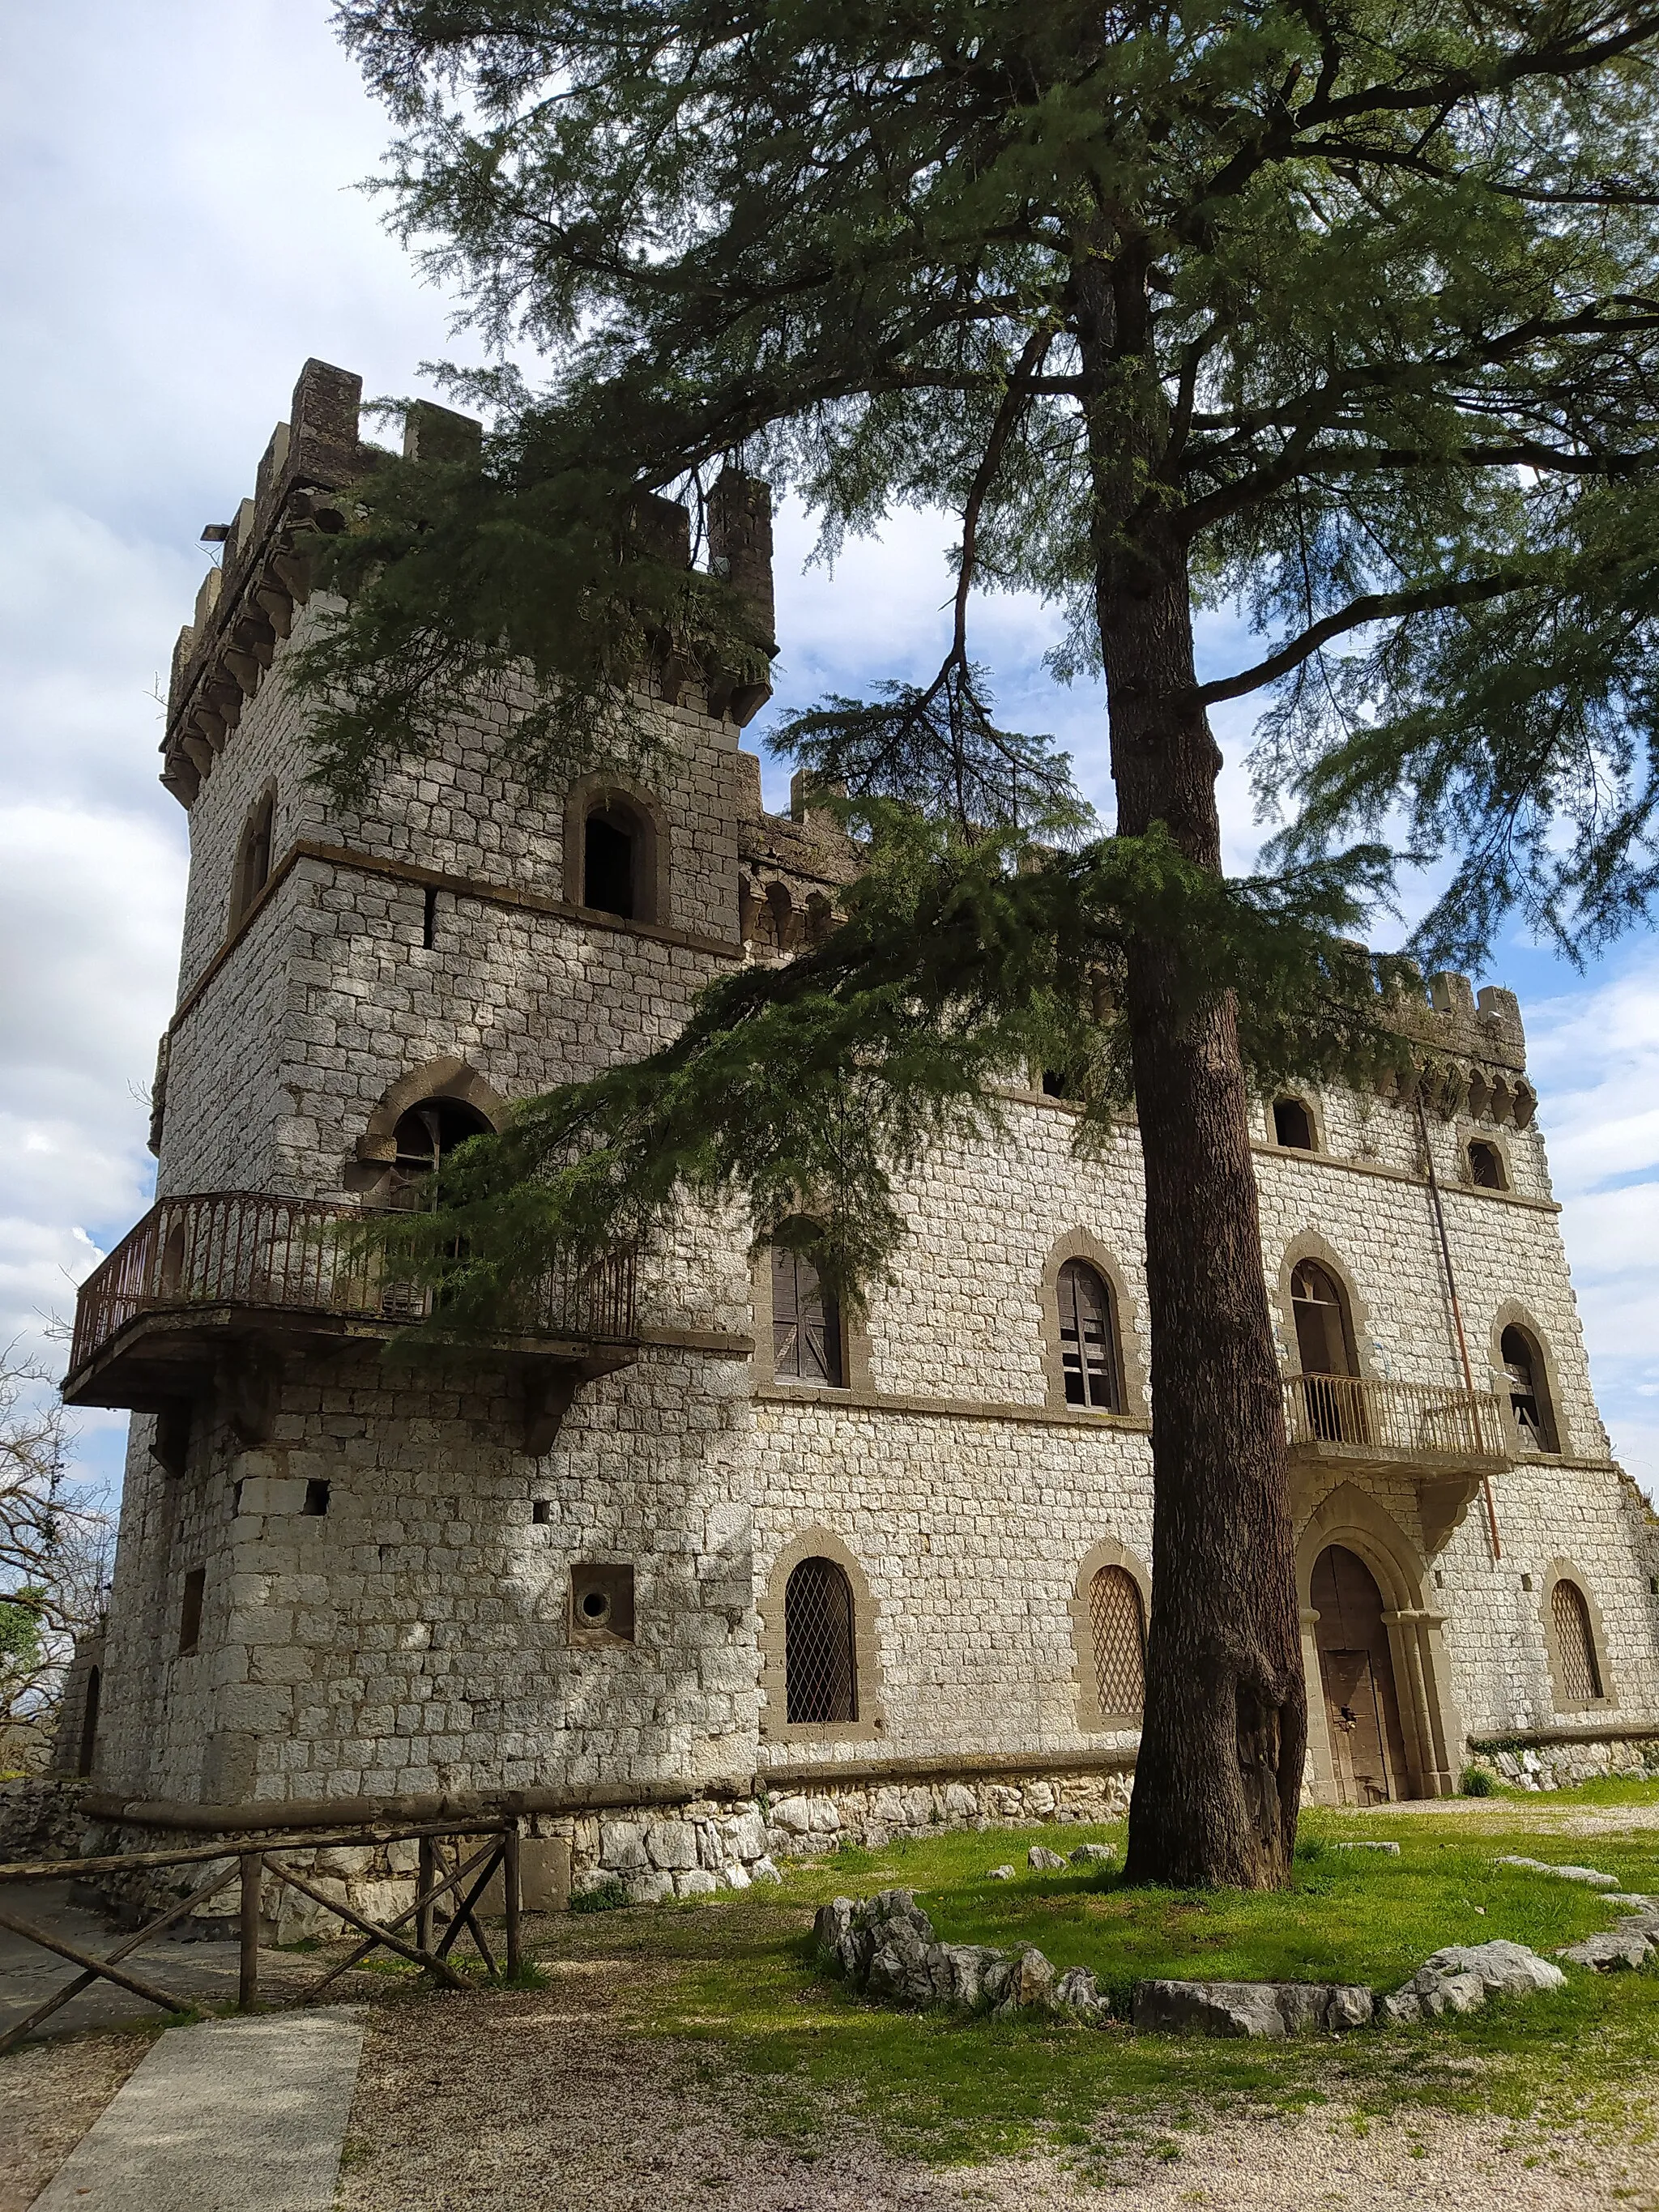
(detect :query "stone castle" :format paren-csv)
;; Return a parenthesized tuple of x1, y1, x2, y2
(55, 359, 1659, 1897)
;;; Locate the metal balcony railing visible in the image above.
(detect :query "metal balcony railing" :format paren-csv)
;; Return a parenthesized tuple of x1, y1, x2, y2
(1281, 1371, 1509, 1463)
(67, 1191, 637, 1381)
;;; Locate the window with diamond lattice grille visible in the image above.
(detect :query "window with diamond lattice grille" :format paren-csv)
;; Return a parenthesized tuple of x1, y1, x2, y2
(1550, 1579, 1603, 1704)
(1089, 1566, 1145, 1719)
(1058, 1261, 1120, 1409)
(772, 1242, 844, 1387)
(784, 1556, 857, 1723)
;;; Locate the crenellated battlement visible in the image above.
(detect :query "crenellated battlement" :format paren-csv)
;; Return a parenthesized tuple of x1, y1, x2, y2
(161, 360, 778, 810)
(161, 361, 480, 809)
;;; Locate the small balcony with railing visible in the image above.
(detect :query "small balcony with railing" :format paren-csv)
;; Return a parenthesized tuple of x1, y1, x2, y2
(62, 1191, 638, 1444)
(1280, 1371, 1512, 1473)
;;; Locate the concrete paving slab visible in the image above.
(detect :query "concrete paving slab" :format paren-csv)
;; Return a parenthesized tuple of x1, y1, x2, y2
(28, 2008, 364, 2212)
(0, 1882, 298, 2043)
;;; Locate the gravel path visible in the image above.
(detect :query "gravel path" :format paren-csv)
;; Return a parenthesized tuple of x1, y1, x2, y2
(0, 2032, 148, 2212)
(331, 1962, 1659, 2212)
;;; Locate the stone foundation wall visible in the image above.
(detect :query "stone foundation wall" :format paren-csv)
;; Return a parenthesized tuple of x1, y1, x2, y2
(1466, 1733, 1659, 1791)
(0, 1777, 88, 1863)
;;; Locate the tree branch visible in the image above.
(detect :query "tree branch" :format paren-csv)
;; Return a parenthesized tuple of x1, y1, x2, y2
(1193, 571, 1535, 705)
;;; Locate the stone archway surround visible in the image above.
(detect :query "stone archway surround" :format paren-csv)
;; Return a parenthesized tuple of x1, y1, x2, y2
(1296, 1482, 1463, 1802)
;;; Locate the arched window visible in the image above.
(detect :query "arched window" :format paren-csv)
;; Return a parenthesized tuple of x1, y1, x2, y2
(583, 802, 642, 918)
(1290, 1259, 1359, 1443)
(784, 1555, 858, 1723)
(1469, 1138, 1506, 1189)
(1273, 1097, 1316, 1149)
(387, 1097, 494, 1212)
(228, 784, 275, 931)
(1057, 1260, 1121, 1409)
(76, 1664, 101, 1779)
(770, 1232, 844, 1387)
(1290, 1260, 1355, 1376)
(1501, 1324, 1558, 1453)
(1550, 1578, 1604, 1705)
(1089, 1566, 1145, 1720)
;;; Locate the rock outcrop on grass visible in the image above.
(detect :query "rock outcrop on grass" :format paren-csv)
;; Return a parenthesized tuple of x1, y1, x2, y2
(1496, 1856, 1619, 1887)
(814, 1890, 1108, 2020)
(1378, 1939, 1564, 2025)
(1132, 1980, 1374, 2037)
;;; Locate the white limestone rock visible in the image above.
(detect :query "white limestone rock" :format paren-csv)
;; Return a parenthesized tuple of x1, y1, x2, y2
(1028, 1845, 1067, 1872)
(1053, 1963, 1108, 2019)
(1559, 1929, 1653, 1971)
(723, 1809, 768, 1862)
(599, 1820, 650, 1873)
(1069, 1843, 1116, 1867)
(1333, 1840, 1401, 1855)
(1133, 1980, 1289, 2039)
(943, 1784, 979, 1819)
(645, 1819, 699, 1872)
(988, 1864, 1016, 1881)
(750, 1856, 783, 1884)
(1328, 1984, 1375, 2030)
(1497, 1856, 1619, 1888)
(770, 1795, 814, 1835)
(675, 1867, 719, 1898)
(1420, 1939, 1566, 1997)
(624, 1870, 676, 1906)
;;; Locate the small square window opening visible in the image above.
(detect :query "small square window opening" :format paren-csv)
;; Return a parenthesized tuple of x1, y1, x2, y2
(532, 1500, 553, 1525)
(302, 1479, 331, 1517)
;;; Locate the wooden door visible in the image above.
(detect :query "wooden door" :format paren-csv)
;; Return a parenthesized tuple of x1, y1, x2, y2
(1311, 1544, 1410, 1804)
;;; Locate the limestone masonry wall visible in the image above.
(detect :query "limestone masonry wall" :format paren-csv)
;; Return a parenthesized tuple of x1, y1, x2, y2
(74, 360, 1659, 1896)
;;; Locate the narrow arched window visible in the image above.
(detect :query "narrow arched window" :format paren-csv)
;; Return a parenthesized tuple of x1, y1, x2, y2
(1469, 1139, 1506, 1189)
(1290, 1260, 1355, 1376)
(1273, 1097, 1315, 1149)
(77, 1664, 101, 1778)
(387, 1097, 494, 1212)
(1501, 1324, 1558, 1453)
(228, 785, 275, 931)
(771, 1234, 844, 1387)
(583, 804, 638, 918)
(784, 1556, 857, 1723)
(1089, 1566, 1145, 1720)
(1057, 1260, 1120, 1409)
(1290, 1259, 1359, 1443)
(1550, 1579, 1604, 1704)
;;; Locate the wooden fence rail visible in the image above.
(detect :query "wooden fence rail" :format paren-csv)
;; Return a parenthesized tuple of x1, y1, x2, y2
(0, 1816, 522, 2054)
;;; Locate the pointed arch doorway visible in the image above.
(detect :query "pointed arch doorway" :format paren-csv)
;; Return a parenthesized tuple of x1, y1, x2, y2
(1311, 1544, 1410, 1805)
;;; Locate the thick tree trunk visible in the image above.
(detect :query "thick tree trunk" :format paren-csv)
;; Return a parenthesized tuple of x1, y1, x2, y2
(1107, 551, 1306, 1890)
(1078, 253, 1306, 1886)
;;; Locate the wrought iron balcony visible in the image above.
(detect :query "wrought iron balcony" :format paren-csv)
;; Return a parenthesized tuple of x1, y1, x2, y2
(63, 1190, 637, 1426)
(1281, 1371, 1511, 1475)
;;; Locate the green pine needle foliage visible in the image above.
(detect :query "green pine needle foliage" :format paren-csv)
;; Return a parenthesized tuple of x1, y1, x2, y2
(307, 0, 1659, 1319)
(360, 809, 1413, 1329)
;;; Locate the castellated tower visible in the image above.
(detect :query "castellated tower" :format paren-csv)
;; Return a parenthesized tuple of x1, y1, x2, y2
(60, 361, 1659, 1890)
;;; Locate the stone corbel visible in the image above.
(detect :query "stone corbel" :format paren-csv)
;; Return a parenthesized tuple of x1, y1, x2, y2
(1418, 1474, 1483, 1558)
(522, 1368, 581, 1457)
(217, 1342, 284, 1450)
(519, 1351, 636, 1456)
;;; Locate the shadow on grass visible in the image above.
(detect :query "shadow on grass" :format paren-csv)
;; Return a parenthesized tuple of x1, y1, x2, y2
(535, 1783, 1659, 2166)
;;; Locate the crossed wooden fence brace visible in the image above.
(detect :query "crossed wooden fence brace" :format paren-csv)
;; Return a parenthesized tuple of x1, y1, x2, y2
(0, 1818, 522, 2052)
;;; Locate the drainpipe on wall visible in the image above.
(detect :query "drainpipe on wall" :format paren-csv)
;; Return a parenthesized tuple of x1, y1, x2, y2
(1415, 1090, 1503, 1560)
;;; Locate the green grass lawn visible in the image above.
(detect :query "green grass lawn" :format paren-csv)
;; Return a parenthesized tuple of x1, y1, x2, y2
(533, 1782, 1659, 2167)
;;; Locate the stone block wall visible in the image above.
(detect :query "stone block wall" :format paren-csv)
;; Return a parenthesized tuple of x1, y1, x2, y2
(81, 361, 1659, 1848)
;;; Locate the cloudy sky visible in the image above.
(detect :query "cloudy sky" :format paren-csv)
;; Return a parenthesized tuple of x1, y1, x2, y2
(5, 2, 1659, 1506)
